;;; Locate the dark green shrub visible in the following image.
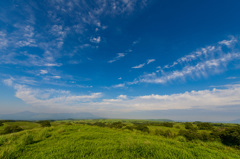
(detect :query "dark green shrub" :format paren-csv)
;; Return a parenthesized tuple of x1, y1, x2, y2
(162, 122, 174, 128)
(193, 121, 202, 124)
(219, 127, 240, 146)
(212, 123, 225, 127)
(93, 122, 106, 127)
(85, 122, 93, 126)
(155, 129, 165, 136)
(0, 136, 7, 146)
(175, 125, 180, 129)
(185, 122, 194, 129)
(2, 125, 23, 134)
(75, 122, 86, 125)
(0, 121, 3, 126)
(125, 126, 134, 131)
(163, 130, 176, 138)
(199, 132, 211, 141)
(38, 128, 51, 140)
(38, 120, 51, 127)
(21, 133, 34, 145)
(197, 122, 213, 130)
(65, 122, 72, 125)
(179, 129, 214, 141)
(109, 122, 126, 129)
(178, 130, 200, 141)
(135, 125, 150, 133)
(210, 129, 222, 141)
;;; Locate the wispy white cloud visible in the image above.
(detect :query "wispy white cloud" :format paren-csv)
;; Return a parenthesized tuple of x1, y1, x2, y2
(0, 24, 63, 67)
(3, 79, 102, 108)
(226, 77, 238, 80)
(159, 37, 238, 71)
(218, 36, 237, 46)
(121, 37, 240, 85)
(162, 45, 218, 70)
(109, 0, 148, 15)
(118, 94, 127, 99)
(3, 77, 37, 86)
(147, 59, 155, 64)
(139, 53, 240, 84)
(40, 70, 48, 75)
(0, 0, 149, 69)
(132, 39, 140, 46)
(96, 83, 240, 112)
(79, 44, 91, 49)
(108, 53, 126, 63)
(3, 77, 240, 114)
(132, 63, 145, 69)
(52, 76, 61, 79)
(132, 58, 155, 69)
(90, 36, 101, 43)
(50, 24, 69, 48)
(108, 39, 140, 64)
(15, 25, 36, 47)
(3, 78, 14, 86)
(112, 83, 126, 88)
(0, 31, 8, 49)
(44, 63, 62, 67)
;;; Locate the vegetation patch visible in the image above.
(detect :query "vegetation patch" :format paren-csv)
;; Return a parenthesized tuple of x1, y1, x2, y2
(0, 120, 240, 158)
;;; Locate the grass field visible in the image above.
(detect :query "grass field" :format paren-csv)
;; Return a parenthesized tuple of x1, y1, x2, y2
(0, 120, 240, 158)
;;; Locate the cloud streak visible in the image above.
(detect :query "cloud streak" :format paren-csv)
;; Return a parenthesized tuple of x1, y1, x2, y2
(157, 37, 237, 72)
(108, 53, 126, 63)
(4, 77, 240, 113)
(3, 78, 102, 108)
(140, 53, 240, 84)
(147, 59, 155, 64)
(94, 83, 240, 114)
(132, 63, 145, 68)
(132, 58, 156, 69)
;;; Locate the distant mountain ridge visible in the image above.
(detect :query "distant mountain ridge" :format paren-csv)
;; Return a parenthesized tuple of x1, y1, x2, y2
(148, 119, 174, 122)
(229, 118, 240, 124)
(0, 111, 101, 120)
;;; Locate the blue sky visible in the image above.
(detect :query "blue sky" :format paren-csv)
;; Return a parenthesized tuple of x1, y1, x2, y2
(1, 0, 240, 121)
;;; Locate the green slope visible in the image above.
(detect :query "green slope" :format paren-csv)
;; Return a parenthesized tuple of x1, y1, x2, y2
(0, 123, 240, 159)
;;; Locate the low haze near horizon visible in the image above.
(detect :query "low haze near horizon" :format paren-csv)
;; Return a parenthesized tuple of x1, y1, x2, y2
(1, 0, 240, 122)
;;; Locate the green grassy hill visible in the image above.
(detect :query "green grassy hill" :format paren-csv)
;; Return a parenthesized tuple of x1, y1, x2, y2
(0, 120, 240, 158)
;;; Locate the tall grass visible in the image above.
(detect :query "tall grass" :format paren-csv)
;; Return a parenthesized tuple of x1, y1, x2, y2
(0, 121, 239, 159)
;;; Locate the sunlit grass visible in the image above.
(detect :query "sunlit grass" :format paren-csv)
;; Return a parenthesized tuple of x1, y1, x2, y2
(0, 120, 239, 159)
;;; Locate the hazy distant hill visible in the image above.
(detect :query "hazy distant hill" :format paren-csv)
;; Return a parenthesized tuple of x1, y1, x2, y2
(229, 118, 240, 124)
(0, 111, 100, 120)
(148, 119, 174, 122)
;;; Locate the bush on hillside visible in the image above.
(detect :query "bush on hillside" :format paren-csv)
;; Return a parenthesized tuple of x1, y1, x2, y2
(175, 125, 181, 129)
(178, 130, 200, 141)
(179, 129, 214, 141)
(38, 120, 51, 127)
(93, 122, 106, 127)
(135, 125, 150, 133)
(162, 122, 174, 128)
(185, 122, 197, 131)
(0, 136, 7, 146)
(219, 126, 240, 146)
(1, 125, 23, 134)
(125, 126, 134, 131)
(21, 133, 34, 145)
(0, 121, 3, 126)
(155, 129, 165, 136)
(155, 129, 176, 138)
(197, 122, 213, 130)
(109, 122, 126, 129)
(65, 122, 72, 125)
(163, 130, 176, 138)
